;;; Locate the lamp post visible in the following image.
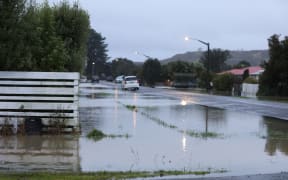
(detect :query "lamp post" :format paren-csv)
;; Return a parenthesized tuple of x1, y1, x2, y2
(135, 51, 152, 59)
(92, 62, 95, 78)
(185, 36, 210, 91)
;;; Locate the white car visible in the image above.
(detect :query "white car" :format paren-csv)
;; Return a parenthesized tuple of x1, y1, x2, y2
(115, 75, 124, 83)
(121, 76, 139, 90)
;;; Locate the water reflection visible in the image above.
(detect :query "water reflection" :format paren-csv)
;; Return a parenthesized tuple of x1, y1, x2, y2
(263, 117, 288, 156)
(182, 131, 187, 152)
(133, 110, 137, 129)
(0, 135, 80, 172)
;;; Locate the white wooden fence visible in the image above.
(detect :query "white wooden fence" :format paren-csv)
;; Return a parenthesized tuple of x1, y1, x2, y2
(0, 71, 80, 133)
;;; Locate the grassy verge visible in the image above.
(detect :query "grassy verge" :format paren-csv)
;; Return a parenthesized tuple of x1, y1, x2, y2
(0, 169, 227, 180)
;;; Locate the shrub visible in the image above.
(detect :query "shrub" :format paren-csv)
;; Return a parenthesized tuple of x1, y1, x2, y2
(243, 77, 258, 84)
(213, 73, 234, 91)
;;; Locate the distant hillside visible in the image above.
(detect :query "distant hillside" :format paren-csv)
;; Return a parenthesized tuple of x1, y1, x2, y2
(161, 50, 269, 66)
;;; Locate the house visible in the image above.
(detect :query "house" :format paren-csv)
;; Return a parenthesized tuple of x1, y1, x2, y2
(219, 66, 264, 97)
(220, 66, 264, 80)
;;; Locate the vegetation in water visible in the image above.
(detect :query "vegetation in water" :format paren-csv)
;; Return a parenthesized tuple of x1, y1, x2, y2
(87, 129, 130, 141)
(140, 111, 177, 129)
(179, 130, 223, 138)
(125, 105, 137, 111)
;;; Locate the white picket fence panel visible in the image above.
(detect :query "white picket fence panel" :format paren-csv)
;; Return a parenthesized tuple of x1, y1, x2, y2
(0, 71, 80, 131)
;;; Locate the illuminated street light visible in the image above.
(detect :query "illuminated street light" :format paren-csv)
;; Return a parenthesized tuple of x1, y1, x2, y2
(92, 62, 95, 76)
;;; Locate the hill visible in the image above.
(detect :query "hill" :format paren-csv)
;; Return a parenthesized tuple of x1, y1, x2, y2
(161, 50, 269, 66)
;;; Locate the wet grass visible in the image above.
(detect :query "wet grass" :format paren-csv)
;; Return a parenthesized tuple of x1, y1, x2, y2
(0, 169, 227, 180)
(87, 129, 130, 141)
(140, 111, 177, 129)
(179, 130, 223, 138)
(121, 102, 223, 139)
(125, 105, 137, 111)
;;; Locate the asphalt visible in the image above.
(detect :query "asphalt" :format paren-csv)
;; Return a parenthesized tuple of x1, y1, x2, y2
(129, 84, 288, 121)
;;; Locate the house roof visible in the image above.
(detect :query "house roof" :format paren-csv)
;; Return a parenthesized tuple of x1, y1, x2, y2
(220, 66, 264, 76)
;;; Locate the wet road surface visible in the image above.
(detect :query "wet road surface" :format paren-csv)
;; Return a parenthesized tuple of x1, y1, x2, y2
(102, 81, 288, 121)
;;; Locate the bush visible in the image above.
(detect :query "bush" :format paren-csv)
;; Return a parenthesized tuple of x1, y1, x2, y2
(244, 77, 258, 84)
(213, 73, 234, 92)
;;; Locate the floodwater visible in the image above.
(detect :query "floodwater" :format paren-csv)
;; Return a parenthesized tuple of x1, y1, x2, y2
(1, 83, 288, 177)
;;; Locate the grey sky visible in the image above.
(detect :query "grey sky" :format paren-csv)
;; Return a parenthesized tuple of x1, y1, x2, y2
(48, 0, 288, 61)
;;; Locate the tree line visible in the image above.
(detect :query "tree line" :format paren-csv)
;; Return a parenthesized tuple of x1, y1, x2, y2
(0, 0, 90, 72)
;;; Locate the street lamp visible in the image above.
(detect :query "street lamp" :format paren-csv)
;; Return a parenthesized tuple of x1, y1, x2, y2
(185, 36, 211, 91)
(134, 51, 152, 59)
(92, 62, 95, 77)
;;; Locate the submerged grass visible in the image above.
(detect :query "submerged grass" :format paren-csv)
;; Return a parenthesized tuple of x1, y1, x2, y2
(87, 129, 130, 141)
(0, 169, 227, 180)
(120, 102, 223, 139)
(180, 130, 223, 139)
(125, 105, 137, 111)
(140, 111, 178, 129)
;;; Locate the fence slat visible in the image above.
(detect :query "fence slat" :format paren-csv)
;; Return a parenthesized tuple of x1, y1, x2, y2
(0, 71, 79, 80)
(0, 80, 74, 86)
(0, 87, 75, 95)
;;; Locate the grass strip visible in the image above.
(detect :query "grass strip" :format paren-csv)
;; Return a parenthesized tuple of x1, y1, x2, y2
(0, 169, 227, 180)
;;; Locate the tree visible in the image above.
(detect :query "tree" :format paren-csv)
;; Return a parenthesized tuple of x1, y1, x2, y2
(242, 69, 249, 81)
(142, 59, 161, 86)
(258, 34, 288, 96)
(200, 49, 231, 73)
(111, 58, 135, 77)
(0, 0, 26, 70)
(86, 29, 108, 78)
(0, 0, 90, 72)
(37, 1, 68, 71)
(53, 1, 90, 72)
(234, 60, 251, 68)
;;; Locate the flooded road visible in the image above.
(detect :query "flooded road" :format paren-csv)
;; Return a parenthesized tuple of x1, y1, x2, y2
(1, 82, 288, 177)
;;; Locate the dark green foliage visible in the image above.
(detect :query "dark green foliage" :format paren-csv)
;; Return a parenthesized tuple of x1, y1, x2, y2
(258, 35, 288, 96)
(0, 0, 26, 70)
(111, 58, 136, 77)
(160, 61, 206, 87)
(213, 73, 234, 92)
(142, 58, 161, 86)
(200, 49, 231, 73)
(86, 29, 108, 78)
(242, 69, 249, 81)
(234, 60, 251, 68)
(244, 77, 258, 84)
(53, 1, 90, 72)
(0, 0, 90, 72)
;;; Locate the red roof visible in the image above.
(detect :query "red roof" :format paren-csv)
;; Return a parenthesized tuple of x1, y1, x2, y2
(220, 66, 263, 75)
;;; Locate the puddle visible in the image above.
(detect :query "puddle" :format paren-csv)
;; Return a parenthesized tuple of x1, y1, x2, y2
(1, 84, 288, 176)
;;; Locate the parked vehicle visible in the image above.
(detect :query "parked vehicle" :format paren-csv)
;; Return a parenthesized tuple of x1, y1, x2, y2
(121, 76, 139, 90)
(115, 75, 124, 83)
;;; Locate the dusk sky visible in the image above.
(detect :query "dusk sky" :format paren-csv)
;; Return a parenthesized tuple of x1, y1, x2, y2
(47, 0, 288, 61)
